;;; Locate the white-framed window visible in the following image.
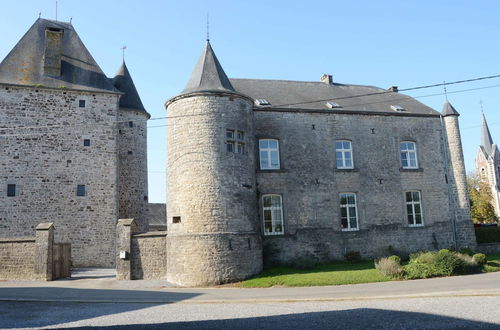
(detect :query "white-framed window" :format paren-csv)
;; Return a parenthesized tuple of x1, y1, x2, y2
(335, 140, 353, 169)
(262, 194, 284, 235)
(400, 141, 418, 169)
(339, 193, 358, 231)
(259, 139, 280, 170)
(406, 191, 423, 226)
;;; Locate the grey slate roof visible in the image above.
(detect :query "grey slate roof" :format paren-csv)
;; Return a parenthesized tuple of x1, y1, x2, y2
(182, 41, 236, 94)
(0, 18, 117, 92)
(229, 78, 440, 116)
(481, 113, 495, 155)
(442, 100, 460, 116)
(112, 61, 147, 113)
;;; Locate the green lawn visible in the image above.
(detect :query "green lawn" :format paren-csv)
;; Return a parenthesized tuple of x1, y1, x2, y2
(483, 253, 500, 272)
(238, 260, 390, 288)
(238, 254, 500, 288)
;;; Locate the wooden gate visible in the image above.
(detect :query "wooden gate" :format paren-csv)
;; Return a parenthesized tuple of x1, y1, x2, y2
(52, 243, 71, 279)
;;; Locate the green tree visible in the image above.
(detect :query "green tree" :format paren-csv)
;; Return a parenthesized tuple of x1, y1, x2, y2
(467, 172, 498, 223)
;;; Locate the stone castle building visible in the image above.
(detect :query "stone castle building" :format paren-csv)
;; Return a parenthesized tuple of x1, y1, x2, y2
(162, 41, 476, 285)
(1, 19, 477, 284)
(0, 18, 149, 267)
(475, 113, 500, 218)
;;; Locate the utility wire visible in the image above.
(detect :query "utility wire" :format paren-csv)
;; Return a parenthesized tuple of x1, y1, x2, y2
(1, 75, 500, 135)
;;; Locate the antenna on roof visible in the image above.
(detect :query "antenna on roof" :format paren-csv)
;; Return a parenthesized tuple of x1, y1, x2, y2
(121, 45, 127, 62)
(443, 80, 448, 101)
(206, 13, 210, 41)
(55, 1, 58, 21)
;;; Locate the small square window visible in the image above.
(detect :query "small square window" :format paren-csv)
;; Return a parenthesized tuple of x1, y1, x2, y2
(172, 216, 181, 223)
(7, 184, 16, 197)
(226, 142, 235, 153)
(237, 131, 244, 140)
(128, 121, 134, 128)
(76, 184, 86, 197)
(83, 139, 90, 147)
(226, 129, 234, 139)
(79, 100, 86, 108)
(128, 151, 133, 155)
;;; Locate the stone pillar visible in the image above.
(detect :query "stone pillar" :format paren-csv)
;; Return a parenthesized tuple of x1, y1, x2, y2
(116, 218, 137, 280)
(34, 222, 54, 281)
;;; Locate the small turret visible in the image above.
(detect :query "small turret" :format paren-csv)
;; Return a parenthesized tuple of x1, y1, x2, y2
(165, 41, 262, 286)
(441, 100, 476, 249)
(113, 61, 150, 233)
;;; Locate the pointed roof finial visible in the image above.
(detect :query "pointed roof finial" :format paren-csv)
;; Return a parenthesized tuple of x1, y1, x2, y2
(206, 13, 210, 42)
(480, 100, 484, 114)
(55, 1, 58, 21)
(121, 45, 127, 62)
(443, 80, 448, 101)
(38, 12, 41, 19)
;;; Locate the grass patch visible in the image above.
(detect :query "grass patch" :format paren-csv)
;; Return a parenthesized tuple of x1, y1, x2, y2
(483, 253, 500, 272)
(239, 260, 390, 288)
(238, 254, 500, 288)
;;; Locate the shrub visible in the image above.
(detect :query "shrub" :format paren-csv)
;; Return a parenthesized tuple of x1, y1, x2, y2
(345, 251, 361, 262)
(387, 255, 402, 264)
(473, 253, 487, 265)
(403, 250, 480, 279)
(375, 256, 403, 277)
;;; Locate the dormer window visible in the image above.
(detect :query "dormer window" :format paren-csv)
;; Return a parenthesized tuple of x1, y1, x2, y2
(255, 99, 271, 106)
(391, 105, 406, 112)
(326, 101, 342, 109)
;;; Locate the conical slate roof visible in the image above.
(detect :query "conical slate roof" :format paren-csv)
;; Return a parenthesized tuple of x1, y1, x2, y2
(182, 41, 236, 94)
(442, 100, 460, 116)
(112, 61, 146, 113)
(0, 18, 116, 92)
(481, 113, 495, 155)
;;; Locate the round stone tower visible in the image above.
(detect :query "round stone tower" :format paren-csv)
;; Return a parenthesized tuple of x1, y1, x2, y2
(113, 61, 150, 233)
(165, 41, 262, 286)
(442, 101, 476, 248)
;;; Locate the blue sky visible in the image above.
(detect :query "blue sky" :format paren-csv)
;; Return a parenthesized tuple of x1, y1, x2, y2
(1, 1, 499, 202)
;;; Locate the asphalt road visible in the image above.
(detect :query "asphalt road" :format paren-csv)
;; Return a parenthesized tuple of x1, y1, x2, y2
(1, 296, 499, 329)
(1, 270, 500, 329)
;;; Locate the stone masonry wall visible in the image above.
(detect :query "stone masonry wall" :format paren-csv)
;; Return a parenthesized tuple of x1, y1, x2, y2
(0, 84, 120, 267)
(118, 109, 149, 233)
(255, 110, 458, 263)
(0, 238, 36, 280)
(131, 232, 167, 280)
(166, 93, 262, 286)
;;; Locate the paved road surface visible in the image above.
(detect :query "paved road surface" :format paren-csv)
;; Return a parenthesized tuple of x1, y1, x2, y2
(1, 270, 499, 328)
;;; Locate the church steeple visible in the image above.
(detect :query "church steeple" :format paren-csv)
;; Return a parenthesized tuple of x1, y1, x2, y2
(481, 113, 495, 156)
(182, 41, 235, 94)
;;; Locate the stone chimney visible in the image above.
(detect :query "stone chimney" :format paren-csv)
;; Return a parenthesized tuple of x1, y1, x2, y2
(388, 86, 398, 92)
(320, 74, 333, 84)
(43, 27, 64, 77)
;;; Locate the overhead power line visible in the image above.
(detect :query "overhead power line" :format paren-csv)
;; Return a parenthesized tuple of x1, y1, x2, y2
(1, 73, 500, 136)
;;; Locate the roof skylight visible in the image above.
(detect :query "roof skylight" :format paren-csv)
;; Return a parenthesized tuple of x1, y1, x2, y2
(255, 99, 271, 106)
(390, 105, 406, 112)
(326, 101, 342, 109)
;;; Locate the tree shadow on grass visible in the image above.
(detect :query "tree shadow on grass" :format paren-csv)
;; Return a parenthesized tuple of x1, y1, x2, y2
(57, 308, 499, 329)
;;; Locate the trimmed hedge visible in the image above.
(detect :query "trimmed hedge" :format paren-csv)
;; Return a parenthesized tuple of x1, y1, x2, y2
(475, 226, 500, 243)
